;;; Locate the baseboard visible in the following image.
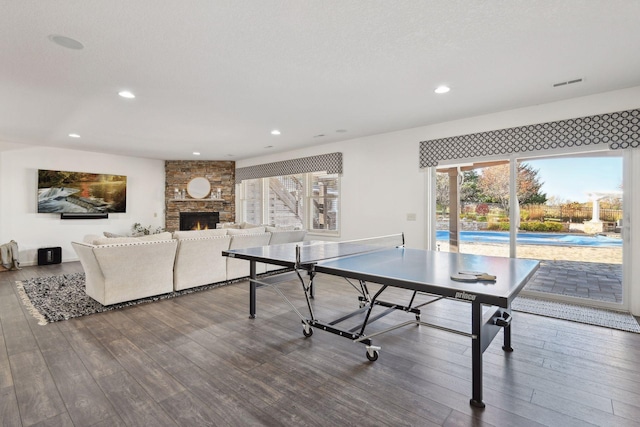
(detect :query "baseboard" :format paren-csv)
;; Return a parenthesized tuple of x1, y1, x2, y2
(19, 258, 79, 267)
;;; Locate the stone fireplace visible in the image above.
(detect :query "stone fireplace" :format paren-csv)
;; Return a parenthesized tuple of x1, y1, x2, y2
(179, 212, 220, 231)
(165, 161, 235, 232)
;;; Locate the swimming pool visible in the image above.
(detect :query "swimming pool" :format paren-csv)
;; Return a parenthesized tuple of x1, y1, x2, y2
(436, 230, 622, 247)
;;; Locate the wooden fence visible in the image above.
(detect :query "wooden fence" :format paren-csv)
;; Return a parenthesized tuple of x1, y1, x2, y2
(520, 204, 622, 223)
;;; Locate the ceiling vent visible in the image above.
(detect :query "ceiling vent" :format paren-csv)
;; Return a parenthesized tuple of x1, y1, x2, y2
(553, 78, 583, 87)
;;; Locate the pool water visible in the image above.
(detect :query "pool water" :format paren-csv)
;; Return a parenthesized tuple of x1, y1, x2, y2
(436, 230, 622, 247)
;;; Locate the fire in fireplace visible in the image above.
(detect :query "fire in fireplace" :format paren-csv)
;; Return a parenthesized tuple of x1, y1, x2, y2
(179, 212, 220, 231)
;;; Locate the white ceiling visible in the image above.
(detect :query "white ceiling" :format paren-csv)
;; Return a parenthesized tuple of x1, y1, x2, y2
(2, 1, 640, 161)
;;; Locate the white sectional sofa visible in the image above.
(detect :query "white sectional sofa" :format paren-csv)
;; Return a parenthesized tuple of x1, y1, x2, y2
(72, 226, 306, 305)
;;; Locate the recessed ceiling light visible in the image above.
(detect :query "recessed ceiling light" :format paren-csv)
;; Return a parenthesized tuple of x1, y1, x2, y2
(227, 154, 234, 157)
(434, 85, 450, 94)
(271, 130, 281, 135)
(314, 134, 325, 138)
(264, 145, 273, 149)
(118, 90, 135, 99)
(336, 129, 347, 133)
(193, 152, 201, 156)
(48, 35, 84, 50)
(68, 133, 81, 138)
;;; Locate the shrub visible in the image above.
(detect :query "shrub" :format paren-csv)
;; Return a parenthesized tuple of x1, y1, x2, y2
(487, 222, 510, 231)
(519, 221, 564, 232)
(543, 221, 564, 232)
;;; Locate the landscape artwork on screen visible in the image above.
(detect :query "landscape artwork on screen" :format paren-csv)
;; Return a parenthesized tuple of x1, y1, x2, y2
(37, 169, 127, 213)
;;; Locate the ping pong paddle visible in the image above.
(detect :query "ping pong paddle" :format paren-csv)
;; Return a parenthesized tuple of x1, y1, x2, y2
(450, 273, 480, 282)
(451, 271, 497, 282)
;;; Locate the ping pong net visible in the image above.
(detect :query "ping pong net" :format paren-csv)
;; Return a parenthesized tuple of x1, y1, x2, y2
(294, 233, 404, 268)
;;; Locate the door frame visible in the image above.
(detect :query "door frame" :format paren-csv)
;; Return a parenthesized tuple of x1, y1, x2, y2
(426, 147, 632, 312)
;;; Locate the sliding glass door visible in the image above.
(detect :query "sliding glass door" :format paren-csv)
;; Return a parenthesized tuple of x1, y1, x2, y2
(432, 150, 628, 310)
(516, 152, 624, 308)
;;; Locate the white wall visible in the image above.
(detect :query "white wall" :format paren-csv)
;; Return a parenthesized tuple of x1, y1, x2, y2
(0, 146, 165, 264)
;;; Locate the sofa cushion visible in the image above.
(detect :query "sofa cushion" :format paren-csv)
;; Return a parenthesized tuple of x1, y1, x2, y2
(173, 229, 228, 239)
(227, 226, 266, 235)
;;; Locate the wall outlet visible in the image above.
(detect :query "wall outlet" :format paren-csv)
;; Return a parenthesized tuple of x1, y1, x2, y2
(406, 213, 416, 221)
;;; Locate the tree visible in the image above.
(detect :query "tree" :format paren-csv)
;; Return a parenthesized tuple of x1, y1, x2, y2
(460, 170, 483, 203)
(435, 172, 449, 213)
(477, 163, 546, 213)
(546, 195, 567, 207)
(518, 163, 547, 205)
(477, 165, 510, 211)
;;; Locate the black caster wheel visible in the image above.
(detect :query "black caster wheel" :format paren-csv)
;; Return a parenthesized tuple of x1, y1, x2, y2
(303, 327, 313, 338)
(366, 350, 379, 361)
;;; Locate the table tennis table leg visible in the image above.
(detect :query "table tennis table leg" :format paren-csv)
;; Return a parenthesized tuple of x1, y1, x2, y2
(249, 261, 257, 319)
(502, 311, 513, 352)
(470, 302, 485, 408)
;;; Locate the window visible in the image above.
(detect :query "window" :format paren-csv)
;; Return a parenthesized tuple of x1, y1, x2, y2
(241, 178, 263, 226)
(240, 171, 340, 235)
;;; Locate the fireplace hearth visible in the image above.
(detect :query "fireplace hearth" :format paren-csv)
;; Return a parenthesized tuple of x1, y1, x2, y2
(179, 212, 219, 231)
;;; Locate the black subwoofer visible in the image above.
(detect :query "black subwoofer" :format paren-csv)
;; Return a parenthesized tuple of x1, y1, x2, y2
(38, 247, 62, 265)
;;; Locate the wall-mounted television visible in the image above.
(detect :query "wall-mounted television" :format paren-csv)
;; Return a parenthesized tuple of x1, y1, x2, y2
(37, 169, 127, 213)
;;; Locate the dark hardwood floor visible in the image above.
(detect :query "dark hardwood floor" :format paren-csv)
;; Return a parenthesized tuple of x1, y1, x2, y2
(2, 262, 640, 426)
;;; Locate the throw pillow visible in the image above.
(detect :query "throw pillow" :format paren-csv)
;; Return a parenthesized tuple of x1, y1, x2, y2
(240, 222, 262, 229)
(103, 231, 125, 238)
(219, 222, 240, 229)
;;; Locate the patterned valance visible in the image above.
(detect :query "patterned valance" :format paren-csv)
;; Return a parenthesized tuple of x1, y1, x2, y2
(419, 109, 640, 168)
(236, 152, 343, 183)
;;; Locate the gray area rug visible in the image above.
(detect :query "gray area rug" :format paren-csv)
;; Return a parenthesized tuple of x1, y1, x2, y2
(15, 272, 236, 325)
(512, 297, 640, 333)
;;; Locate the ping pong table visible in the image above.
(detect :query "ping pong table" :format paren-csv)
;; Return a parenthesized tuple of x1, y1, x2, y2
(223, 234, 539, 408)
